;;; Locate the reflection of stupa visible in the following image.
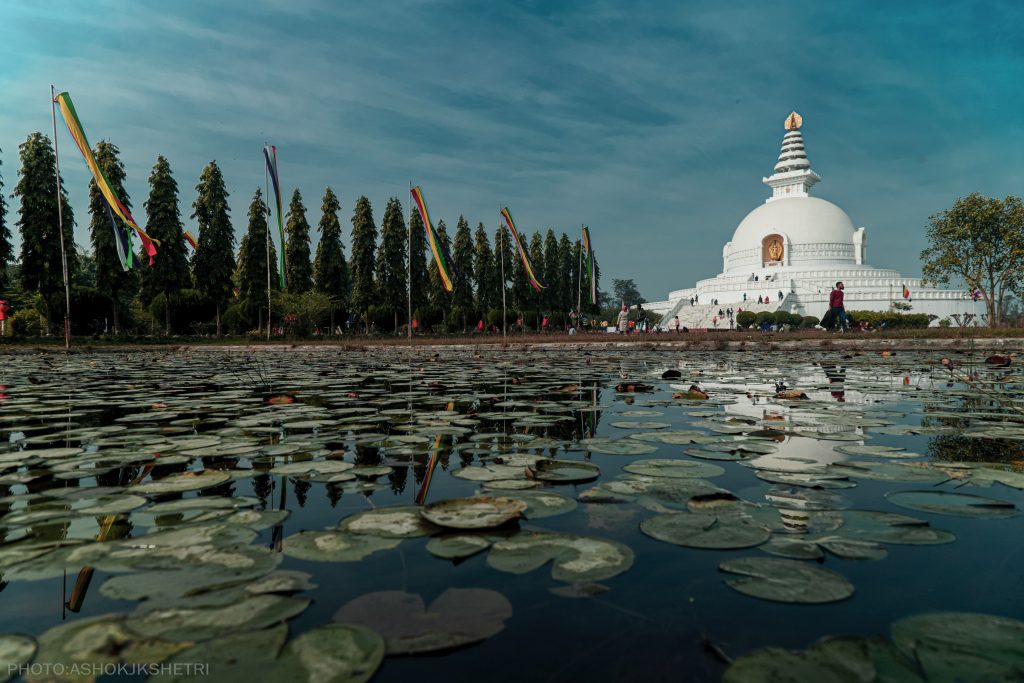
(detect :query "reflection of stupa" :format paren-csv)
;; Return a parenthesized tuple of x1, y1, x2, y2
(650, 112, 982, 327)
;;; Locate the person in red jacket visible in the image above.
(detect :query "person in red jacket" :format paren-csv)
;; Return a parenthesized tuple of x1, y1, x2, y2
(828, 281, 847, 331)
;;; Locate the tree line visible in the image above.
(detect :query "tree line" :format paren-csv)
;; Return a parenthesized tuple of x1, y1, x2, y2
(0, 133, 604, 338)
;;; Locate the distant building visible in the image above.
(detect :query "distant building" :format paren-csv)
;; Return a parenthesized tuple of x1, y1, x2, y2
(649, 112, 981, 327)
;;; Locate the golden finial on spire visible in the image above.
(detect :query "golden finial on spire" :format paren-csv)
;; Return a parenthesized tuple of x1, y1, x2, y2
(785, 111, 803, 131)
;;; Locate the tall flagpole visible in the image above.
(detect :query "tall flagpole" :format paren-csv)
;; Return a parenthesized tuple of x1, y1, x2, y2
(407, 182, 412, 341)
(50, 85, 71, 350)
(265, 144, 272, 341)
(498, 211, 507, 342)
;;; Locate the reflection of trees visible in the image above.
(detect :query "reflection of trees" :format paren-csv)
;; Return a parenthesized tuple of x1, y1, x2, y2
(387, 466, 408, 495)
(326, 483, 343, 507)
(252, 474, 273, 509)
(292, 478, 311, 507)
(928, 434, 1024, 463)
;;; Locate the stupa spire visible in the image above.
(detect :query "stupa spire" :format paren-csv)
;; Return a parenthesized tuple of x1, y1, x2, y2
(763, 111, 821, 202)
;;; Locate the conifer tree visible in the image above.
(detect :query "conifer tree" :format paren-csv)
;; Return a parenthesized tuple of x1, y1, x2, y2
(191, 160, 235, 335)
(472, 222, 494, 320)
(451, 215, 474, 331)
(427, 220, 452, 316)
(14, 132, 77, 333)
(284, 189, 312, 293)
(0, 149, 12, 292)
(349, 196, 377, 331)
(495, 225, 517, 322)
(313, 187, 348, 329)
(88, 141, 136, 334)
(235, 188, 278, 327)
(528, 231, 545, 322)
(375, 197, 407, 332)
(558, 233, 575, 313)
(142, 156, 189, 334)
(543, 229, 560, 312)
(409, 207, 428, 320)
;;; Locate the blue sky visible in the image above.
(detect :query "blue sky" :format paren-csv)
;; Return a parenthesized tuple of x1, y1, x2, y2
(1, 0, 1022, 300)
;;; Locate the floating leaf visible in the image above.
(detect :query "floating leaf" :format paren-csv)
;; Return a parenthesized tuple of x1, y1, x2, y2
(623, 459, 725, 479)
(885, 490, 1018, 518)
(724, 636, 923, 683)
(339, 506, 439, 538)
(334, 588, 512, 654)
(527, 459, 601, 484)
(891, 612, 1024, 683)
(421, 497, 527, 530)
(641, 512, 769, 549)
(719, 557, 854, 604)
(133, 470, 232, 495)
(283, 530, 401, 562)
(487, 530, 634, 582)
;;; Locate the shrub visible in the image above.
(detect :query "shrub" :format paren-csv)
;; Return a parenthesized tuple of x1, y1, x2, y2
(938, 318, 951, 328)
(754, 311, 774, 327)
(845, 310, 931, 329)
(8, 308, 42, 337)
(801, 315, 821, 329)
(736, 311, 756, 329)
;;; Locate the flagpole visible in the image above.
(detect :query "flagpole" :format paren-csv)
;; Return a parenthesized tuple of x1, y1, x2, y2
(407, 181, 412, 342)
(499, 211, 507, 342)
(50, 85, 71, 350)
(265, 143, 272, 341)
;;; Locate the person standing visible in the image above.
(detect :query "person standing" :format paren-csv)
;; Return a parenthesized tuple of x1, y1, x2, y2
(673, 316, 681, 333)
(828, 281, 847, 332)
(617, 305, 629, 334)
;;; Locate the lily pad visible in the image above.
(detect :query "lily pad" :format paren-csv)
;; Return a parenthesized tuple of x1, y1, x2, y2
(0, 634, 37, 682)
(623, 459, 725, 479)
(724, 635, 923, 683)
(421, 497, 527, 530)
(719, 557, 854, 604)
(133, 470, 232, 495)
(125, 594, 311, 642)
(487, 530, 634, 582)
(641, 512, 770, 549)
(283, 530, 401, 562)
(333, 588, 512, 654)
(885, 490, 1018, 518)
(891, 611, 1024, 683)
(527, 459, 601, 484)
(339, 506, 439, 538)
(577, 438, 658, 456)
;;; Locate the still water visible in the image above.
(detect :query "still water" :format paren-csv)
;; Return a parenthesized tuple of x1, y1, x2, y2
(0, 347, 1022, 682)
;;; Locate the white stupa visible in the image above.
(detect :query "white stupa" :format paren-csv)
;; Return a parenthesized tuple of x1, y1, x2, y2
(649, 112, 981, 328)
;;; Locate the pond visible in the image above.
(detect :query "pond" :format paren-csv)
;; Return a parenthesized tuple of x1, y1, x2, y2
(1, 346, 1023, 682)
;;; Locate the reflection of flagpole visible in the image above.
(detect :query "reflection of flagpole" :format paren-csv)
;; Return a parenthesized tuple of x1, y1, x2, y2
(577, 224, 584, 317)
(50, 85, 71, 350)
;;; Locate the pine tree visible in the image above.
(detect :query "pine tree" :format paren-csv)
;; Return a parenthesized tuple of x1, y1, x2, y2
(528, 231, 545, 323)
(191, 160, 235, 335)
(88, 141, 137, 334)
(142, 156, 189, 334)
(558, 233, 575, 313)
(235, 188, 278, 328)
(428, 220, 452, 316)
(451, 216, 474, 331)
(284, 189, 312, 293)
(375, 197, 407, 332)
(494, 225, 515, 325)
(0, 148, 12, 292)
(409, 207, 428, 319)
(349, 196, 377, 331)
(14, 132, 77, 333)
(313, 187, 348, 330)
(543, 229, 560, 312)
(472, 222, 494, 321)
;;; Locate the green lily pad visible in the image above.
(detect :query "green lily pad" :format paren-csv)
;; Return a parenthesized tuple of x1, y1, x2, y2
(885, 490, 1018, 518)
(283, 530, 401, 562)
(482, 479, 542, 491)
(0, 634, 37, 682)
(623, 459, 725, 479)
(245, 570, 317, 595)
(421, 497, 527, 530)
(425, 534, 500, 560)
(487, 530, 634, 582)
(489, 491, 578, 519)
(125, 594, 311, 642)
(333, 588, 512, 655)
(609, 421, 672, 430)
(527, 459, 601, 483)
(641, 512, 769, 549)
(891, 612, 1024, 683)
(133, 470, 232, 495)
(719, 557, 854, 604)
(451, 465, 525, 482)
(841, 510, 956, 545)
(577, 438, 658, 456)
(828, 461, 946, 483)
(724, 635, 924, 683)
(339, 506, 439, 538)
(270, 460, 354, 477)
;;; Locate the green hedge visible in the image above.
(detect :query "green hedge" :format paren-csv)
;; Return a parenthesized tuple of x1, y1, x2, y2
(846, 310, 931, 328)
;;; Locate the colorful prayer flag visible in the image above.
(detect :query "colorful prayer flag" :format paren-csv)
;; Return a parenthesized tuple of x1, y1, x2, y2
(106, 202, 132, 271)
(500, 207, 543, 291)
(263, 145, 286, 288)
(582, 226, 597, 305)
(411, 186, 455, 292)
(903, 285, 911, 300)
(54, 91, 159, 263)
(183, 230, 198, 250)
